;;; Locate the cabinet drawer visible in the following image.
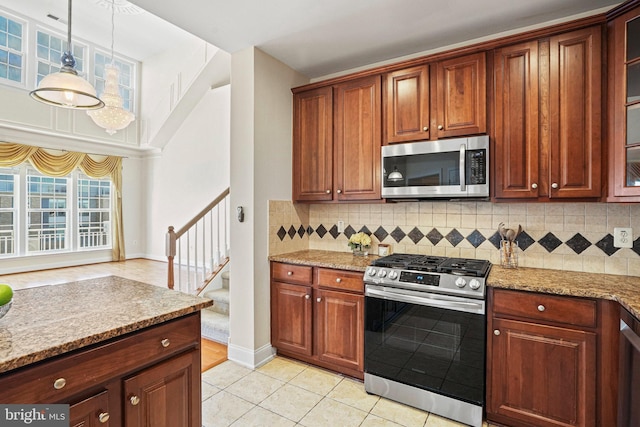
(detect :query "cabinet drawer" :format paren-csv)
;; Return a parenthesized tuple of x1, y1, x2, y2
(492, 289, 597, 328)
(272, 262, 313, 285)
(0, 314, 200, 404)
(316, 268, 363, 292)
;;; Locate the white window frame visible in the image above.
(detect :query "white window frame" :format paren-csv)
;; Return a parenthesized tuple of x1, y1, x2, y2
(0, 164, 113, 259)
(0, 167, 18, 256)
(0, 11, 26, 88)
(77, 173, 112, 250)
(34, 25, 88, 88)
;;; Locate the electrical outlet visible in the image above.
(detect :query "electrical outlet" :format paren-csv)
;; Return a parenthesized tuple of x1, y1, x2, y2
(614, 227, 633, 248)
(337, 220, 344, 233)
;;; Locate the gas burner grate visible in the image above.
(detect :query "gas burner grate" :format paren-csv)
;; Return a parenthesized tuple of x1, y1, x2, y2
(437, 258, 491, 277)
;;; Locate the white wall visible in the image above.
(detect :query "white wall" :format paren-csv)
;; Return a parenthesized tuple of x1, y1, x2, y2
(228, 47, 308, 368)
(144, 85, 231, 260)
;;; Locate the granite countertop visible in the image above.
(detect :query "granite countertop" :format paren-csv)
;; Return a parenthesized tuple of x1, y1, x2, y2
(270, 250, 640, 319)
(0, 276, 212, 374)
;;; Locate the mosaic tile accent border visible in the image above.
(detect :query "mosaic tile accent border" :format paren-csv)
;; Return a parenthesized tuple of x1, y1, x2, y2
(275, 224, 640, 257)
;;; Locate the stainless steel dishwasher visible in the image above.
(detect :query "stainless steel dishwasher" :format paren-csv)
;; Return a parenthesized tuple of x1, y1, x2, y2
(618, 308, 640, 427)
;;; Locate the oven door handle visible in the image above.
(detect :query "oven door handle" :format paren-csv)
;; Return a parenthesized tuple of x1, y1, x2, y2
(621, 320, 640, 352)
(365, 287, 484, 314)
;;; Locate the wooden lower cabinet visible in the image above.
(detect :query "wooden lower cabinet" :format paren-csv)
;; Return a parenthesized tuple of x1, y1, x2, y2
(270, 262, 364, 378)
(0, 314, 202, 427)
(487, 288, 618, 427)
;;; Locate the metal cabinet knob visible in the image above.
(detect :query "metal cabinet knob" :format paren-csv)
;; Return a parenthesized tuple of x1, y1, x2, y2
(161, 338, 170, 348)
(531, 183, 538, 189)
(305, 294, 310, 300)
(538, 305, 546, 312)
(287, 271, 293, 276)
(53, 378, 66, 390)
(316, 297, 322, 303)
(336, 278, 342, 283)
(438, 125, 443, 130)
(337, 189, 342, 194)
(423, 126, 429, 131)
(325, 190, 331, 194)
(551, 183, 558, 189)
(98, 412, 110, 423)
(494, 330, 501, 336)
(130, 395, 140, 406)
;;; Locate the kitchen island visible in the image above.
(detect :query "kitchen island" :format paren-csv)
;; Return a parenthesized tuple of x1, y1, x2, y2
(0, 275, 212, 426)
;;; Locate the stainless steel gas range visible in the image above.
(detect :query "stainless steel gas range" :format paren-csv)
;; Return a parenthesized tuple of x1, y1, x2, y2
(363, 253, 491, 427)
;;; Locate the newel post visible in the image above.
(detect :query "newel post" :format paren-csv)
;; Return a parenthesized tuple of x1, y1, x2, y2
(166, 226, 176, 289)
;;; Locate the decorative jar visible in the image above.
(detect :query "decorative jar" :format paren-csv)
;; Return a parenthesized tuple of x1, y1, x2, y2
(500, 240, 518, 268)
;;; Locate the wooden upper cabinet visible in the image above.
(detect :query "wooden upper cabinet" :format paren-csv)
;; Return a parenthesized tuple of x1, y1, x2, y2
(385, 65, 430, 143)
(293, 86, 333, 201)
(608, 2, 640, 201)
(494, 41, 540, 199)
(333, 75, 382, 201)
(548, 26, 602, 198)
(434, 52, 487, 139)
(384, 52, 487, 144)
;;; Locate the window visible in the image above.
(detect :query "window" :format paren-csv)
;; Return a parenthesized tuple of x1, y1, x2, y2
(94, 52, 135, 111)
(35, 29, 85, 86)
(27, 169, 68, 253)
(78, 174, 111, 249)
(0, 165, 113, 258)
(0, 13, 24, 84)
(0, 168, 17, 255)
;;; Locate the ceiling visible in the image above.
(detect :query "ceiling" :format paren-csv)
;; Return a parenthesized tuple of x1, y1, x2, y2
(4, 0, 622, 78)
(127, 0, 622, 78)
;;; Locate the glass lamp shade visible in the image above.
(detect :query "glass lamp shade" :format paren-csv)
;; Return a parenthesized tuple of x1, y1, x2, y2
(87, 64, 135, 135)
(30, 65, 105, 110)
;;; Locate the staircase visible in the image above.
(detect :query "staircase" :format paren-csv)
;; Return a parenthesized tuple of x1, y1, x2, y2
(200, 271, 230, 344)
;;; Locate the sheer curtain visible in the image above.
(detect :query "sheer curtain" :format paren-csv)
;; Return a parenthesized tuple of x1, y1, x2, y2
(0, 142, 125, 261)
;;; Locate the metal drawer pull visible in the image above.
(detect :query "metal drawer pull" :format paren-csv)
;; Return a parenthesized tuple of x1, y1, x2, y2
(317, 297, 322, 303)
(161, 338, 171, 348)
(287, 271, 293, 276)
(537, 305, 545, 312)
(98, 412, 110, 423)
(423, 126, 429, 131)
(130, 395, 140, 406)
(53, 378, 66, 390)
(305, 294, 310, 300)
(336, 278, 342, 283)
(494, 330, 500, 336)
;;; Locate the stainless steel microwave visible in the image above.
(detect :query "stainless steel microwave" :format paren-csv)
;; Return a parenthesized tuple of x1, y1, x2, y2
(382, 135, 489, 199)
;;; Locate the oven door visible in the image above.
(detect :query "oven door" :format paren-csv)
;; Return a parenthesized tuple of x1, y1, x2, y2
(364, 284, 486, 406)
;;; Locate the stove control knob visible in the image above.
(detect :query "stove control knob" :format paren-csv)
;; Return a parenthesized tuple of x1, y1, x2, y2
(378, 270, 387, 278)
(469, 279, 481, 290)
(388, 271, 398, 280)
(455, 278, 467, 288)
(368, 268, 377, 276)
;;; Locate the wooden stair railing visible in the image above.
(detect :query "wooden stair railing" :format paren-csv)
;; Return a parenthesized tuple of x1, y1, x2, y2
(166, 188, 230, 294)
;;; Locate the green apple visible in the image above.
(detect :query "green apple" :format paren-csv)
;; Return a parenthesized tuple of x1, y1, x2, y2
(0, 284, 13, 306)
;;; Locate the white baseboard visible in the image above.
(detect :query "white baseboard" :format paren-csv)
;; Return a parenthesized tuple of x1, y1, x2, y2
(227, 341, 276, 370)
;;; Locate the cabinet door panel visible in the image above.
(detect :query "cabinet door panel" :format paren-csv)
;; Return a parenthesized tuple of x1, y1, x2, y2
(549, 26, 602, 198)
(271, 281, 313, 355)
(315, 289, 364, 372)
(293, 86, 334, 201)
(435, 52, 487, 138)
(124, 351, 200, 427)
(385, 65, 430, 143)
(489, 318, 596, 427)
(494, 41, 540, 199)
(334, 75, 382, 200)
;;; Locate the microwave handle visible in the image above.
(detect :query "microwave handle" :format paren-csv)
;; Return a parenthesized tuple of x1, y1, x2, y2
(459, 144, 466, 191)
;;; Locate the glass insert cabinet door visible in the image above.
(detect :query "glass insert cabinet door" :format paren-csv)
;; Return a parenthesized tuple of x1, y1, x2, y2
(625, 15, 640, 187)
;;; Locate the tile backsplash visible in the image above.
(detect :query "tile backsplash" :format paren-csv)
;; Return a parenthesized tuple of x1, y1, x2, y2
(269, 200, 640, 277)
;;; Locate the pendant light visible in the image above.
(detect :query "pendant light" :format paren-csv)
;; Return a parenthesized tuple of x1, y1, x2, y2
(30, 0, 104, 110)
(388, 166, 404, 181)
(87, 0, 135, 135)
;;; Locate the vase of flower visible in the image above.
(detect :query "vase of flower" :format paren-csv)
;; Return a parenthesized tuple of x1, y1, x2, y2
(348, 232, 371, 256)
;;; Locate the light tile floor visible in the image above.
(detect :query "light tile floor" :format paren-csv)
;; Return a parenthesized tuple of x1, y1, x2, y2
(202, 357, 489, 427)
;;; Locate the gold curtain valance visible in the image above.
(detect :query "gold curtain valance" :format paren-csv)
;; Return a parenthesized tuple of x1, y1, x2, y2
(0, 142, 125, 261)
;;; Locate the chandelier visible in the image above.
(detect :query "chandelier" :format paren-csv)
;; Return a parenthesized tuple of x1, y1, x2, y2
(87, 0, 135, 135)
(30, 0, 104, 109)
